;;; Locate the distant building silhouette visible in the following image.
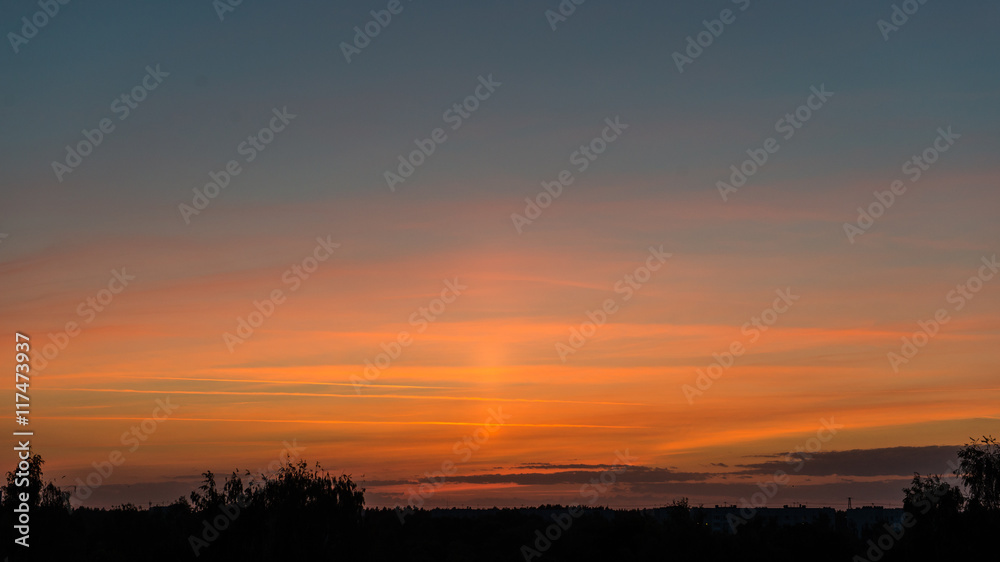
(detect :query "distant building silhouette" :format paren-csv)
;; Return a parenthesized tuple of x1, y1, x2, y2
(844, 506, 907, 538)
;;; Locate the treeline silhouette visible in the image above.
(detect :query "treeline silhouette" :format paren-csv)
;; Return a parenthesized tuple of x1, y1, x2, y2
(1, 438, 996, 561)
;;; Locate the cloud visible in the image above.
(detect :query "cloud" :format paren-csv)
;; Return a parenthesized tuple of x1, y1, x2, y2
(384, 466, 713, 488)
(734, 445, 961, 477)
(514, 462, 626, 470)
(369, 445, 964, 494)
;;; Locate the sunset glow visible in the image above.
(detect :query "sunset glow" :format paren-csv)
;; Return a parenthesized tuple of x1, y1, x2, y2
(3, 0, 998, 520)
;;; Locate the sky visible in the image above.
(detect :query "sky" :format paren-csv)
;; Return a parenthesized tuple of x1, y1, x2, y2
(1, 0, 999, 511)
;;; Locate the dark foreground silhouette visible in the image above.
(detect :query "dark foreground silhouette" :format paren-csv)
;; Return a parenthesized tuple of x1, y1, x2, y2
(1, 438, 996, 561)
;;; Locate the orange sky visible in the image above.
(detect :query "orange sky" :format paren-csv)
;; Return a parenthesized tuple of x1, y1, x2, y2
(3, 0, 999, 510)
(6, 189, 998, 509)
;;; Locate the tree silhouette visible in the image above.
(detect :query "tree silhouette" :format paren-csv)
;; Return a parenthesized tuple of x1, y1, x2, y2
(183, 458, 366, 558)
(40, 481, 71, 511)
(955, 436, 1000, 511)
(222, 469, 245, 504)
(902, 473, 964, 519)
(190, 469, 223, 510)
(2, 451, 995, 560)
(2, 453, 44, 509)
